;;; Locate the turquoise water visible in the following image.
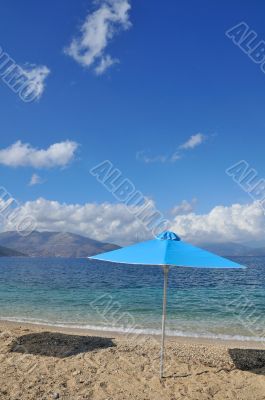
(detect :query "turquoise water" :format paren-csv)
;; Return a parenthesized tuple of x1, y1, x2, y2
(0, 257, 265, 341)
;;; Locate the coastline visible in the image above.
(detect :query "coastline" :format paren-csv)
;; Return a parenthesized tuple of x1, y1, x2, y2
(1, 319, 265, 349)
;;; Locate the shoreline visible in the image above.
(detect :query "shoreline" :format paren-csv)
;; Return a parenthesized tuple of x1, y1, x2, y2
(1, 319, 264, 349)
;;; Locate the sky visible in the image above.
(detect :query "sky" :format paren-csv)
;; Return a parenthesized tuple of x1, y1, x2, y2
(0, 0, 265, 245)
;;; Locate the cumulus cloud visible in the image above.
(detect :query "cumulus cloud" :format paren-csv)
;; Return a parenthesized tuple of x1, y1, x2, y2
(65, 0, 131, 74)
(21, 64, 50, 100)
(171, 199, 197, 215)
(7, 198, 148, 245)
(29, 173, 44, 186)
(0, 140, 78, 169)
(3, 198, 265, 246)
(170, 201, 265, 244)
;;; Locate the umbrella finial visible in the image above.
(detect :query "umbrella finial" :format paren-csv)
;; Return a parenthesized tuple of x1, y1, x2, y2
(156, 231, 181, 241)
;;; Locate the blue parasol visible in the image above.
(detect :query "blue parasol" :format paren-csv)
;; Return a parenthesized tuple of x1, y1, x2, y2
(90, 231, 245, 378)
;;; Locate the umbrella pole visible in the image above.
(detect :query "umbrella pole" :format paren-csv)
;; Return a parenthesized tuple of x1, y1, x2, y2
(160, 265, 169, 379)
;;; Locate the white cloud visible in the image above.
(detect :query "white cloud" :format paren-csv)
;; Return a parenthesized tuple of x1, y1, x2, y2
(21, 64, 50, 100)
(0, 140, 78, 169)
(29, 173, 44, 186)
(170, 201, 265, 244)
(3, 198, 265, 246)
(171, 199, 197, 215)
(65, 0, 131, 74)
(179, 133, 206, 150)
(137, 133, 207, 164)
(8, 198, 147, 246)
(170, 152, 182, 162)
(94, 54, 119, 75)
(136, 151, 168, 164)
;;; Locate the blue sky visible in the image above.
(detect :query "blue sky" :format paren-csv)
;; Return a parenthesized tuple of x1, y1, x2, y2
(0, 0, 265, 244)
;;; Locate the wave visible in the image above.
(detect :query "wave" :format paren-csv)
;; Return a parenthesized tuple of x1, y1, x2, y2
(1, 316, 265, 343)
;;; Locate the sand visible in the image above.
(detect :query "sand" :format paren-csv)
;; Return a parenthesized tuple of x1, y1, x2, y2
(0, 321, 264, 400)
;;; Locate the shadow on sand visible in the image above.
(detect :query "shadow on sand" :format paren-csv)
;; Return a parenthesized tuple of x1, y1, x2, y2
(229, 348, 265, 374)
(9, 332, 116, 358)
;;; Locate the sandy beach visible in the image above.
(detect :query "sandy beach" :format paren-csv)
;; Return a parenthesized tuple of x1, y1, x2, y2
(0, 321, 264, 400)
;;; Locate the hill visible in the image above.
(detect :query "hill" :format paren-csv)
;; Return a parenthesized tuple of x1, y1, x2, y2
(0, 231, 264, 258)
(197, 242, 265, 257)
(0, 231, 119, 258)
(0, 244, 26, 257)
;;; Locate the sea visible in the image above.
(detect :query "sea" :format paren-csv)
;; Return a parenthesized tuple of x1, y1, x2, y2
(0, 256, 264, 342)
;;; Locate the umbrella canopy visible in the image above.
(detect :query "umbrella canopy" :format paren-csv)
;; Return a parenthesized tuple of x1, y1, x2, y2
(90, 231, 243, 269)
(89, 231, 245, 378)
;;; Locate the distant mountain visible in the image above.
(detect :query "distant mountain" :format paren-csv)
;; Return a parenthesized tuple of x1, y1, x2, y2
(197, 242, 265, 257)
(0, 231, 264, 258)
(0, 231, 119, 258)
(0, 244, 26, 257)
